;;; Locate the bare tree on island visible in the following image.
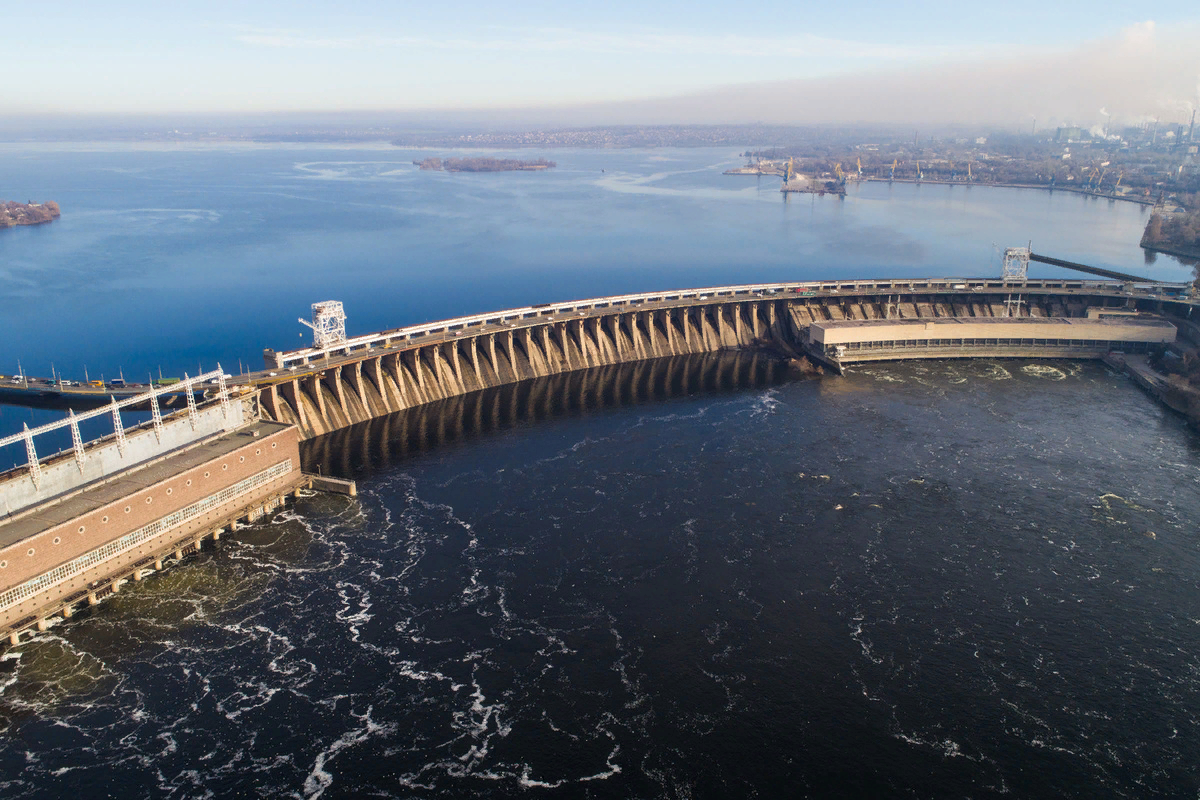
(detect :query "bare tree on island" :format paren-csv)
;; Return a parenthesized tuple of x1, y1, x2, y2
(413, 157, 556, 172)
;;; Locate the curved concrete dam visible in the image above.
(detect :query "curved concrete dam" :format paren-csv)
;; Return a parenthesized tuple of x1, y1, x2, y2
(300, 350, 789, 476)
(251, 277, 1196, 440)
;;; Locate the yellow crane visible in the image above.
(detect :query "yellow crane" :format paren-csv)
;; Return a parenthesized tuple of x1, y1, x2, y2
(834, 163, 845, 183)
(890, 159, 897, 180)
(856, 157, 863, 178)
(785, 158, 795, 182)
(1113, 171, 1123, 193)
(916, 160, 923, 181)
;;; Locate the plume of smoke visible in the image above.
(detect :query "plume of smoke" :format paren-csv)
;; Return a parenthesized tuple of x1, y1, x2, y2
(559, 20, 1200, 127)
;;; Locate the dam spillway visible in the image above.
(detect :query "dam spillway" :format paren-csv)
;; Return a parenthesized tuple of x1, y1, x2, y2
(252, 277, 1195, 440)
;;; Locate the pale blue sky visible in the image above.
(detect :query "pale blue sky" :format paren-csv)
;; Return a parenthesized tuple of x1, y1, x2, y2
(4, 1, 1198, 114)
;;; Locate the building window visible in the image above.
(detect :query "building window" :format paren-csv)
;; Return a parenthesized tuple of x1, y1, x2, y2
(256, 449, 262, 456)
(223, 464, 229, 471)
(53, 537, 61, 545)
(0, 561, 7, 569)
(186, 480, 192, 487)
(204, 472, 210, 479)
(78, 526, 85, 534)
(27, 549, 35, 557)
(124, 506, 131, 514)
(102, 516, 109, 524)
(166, 488, 173, 496)
(239, 456, 245, 463)
(145, 497, 153, 505)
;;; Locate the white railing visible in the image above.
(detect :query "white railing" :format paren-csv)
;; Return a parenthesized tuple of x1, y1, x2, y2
(273, 278, 1193, 368)
(0, 368, 230, 488)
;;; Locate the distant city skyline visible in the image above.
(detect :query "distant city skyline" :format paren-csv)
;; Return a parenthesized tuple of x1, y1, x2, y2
(5, 2, 1199, 126)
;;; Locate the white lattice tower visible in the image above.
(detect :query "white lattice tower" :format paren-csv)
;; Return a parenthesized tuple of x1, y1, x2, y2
(150, 388, 164, 442)
(22, 424, 41, 488)
(1002, 247, 1030, 281)
(299, 301, 347, 350)
(184, 372, 199, 429)
(68, 409, 86, 472)
(216, 365, 231, 422)
(110, 396, 127, 454)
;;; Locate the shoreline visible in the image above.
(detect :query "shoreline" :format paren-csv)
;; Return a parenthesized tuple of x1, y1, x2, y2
(1141, 241, 1200, 263)
(861, 177, 1155, 205)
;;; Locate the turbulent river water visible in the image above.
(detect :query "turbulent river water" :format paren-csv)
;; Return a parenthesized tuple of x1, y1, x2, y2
(2, 146, 1199, 797)
(3, 356, 1200, 798)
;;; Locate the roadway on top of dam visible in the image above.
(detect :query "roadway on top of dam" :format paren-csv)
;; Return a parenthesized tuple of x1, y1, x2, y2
(247, 275, 1195, 384)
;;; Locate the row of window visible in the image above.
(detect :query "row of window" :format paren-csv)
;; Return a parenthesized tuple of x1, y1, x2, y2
(835, 338, 1155, 352)
(0, 459, 293, 610)
(77, 444, 276, 532)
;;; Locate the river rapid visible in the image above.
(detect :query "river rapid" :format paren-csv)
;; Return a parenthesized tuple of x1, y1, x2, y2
(1, 146, 1199, 797)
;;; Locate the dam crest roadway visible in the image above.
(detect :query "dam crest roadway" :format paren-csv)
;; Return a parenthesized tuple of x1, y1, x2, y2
(250, 275, 1196, 440)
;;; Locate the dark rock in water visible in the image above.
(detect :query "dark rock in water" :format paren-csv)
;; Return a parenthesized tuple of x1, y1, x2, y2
(788, 356, 823, 375)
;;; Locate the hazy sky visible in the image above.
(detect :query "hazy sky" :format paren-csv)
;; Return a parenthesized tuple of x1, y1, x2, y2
(5, 1, 1199, 124)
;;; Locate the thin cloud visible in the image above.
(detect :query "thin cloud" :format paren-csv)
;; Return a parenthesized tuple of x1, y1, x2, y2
(231, 25, 970, 61)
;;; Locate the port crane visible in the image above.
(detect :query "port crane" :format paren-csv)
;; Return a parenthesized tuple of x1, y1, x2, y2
(889, 160, 897, 181)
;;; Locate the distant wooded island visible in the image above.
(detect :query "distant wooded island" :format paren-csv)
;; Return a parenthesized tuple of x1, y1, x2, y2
(0, 201, 61, 228)
(414, 157, 555, 172)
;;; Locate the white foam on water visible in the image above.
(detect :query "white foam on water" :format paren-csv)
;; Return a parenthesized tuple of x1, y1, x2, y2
(1021, 364, 1067, 380)
(302, 707, 395, 799)
(749, 388, 781, 420)
(579, 719, 622, 782)
(518, 765, 565, 788)
(334, 582, 374, 642)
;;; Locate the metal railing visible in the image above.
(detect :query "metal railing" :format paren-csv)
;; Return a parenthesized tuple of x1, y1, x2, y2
(0, 368, 230, 488)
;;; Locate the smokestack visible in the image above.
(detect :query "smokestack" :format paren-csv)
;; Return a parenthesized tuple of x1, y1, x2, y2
(1190, 109, 1196, 144)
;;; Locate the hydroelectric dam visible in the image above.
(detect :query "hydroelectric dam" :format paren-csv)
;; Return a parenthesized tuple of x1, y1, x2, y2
(2, 264, 1196, 644)
(252, 274, 1192, 440)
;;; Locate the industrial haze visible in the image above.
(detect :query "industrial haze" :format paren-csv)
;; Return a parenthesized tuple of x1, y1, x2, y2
(1, 20, 1197, 137)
